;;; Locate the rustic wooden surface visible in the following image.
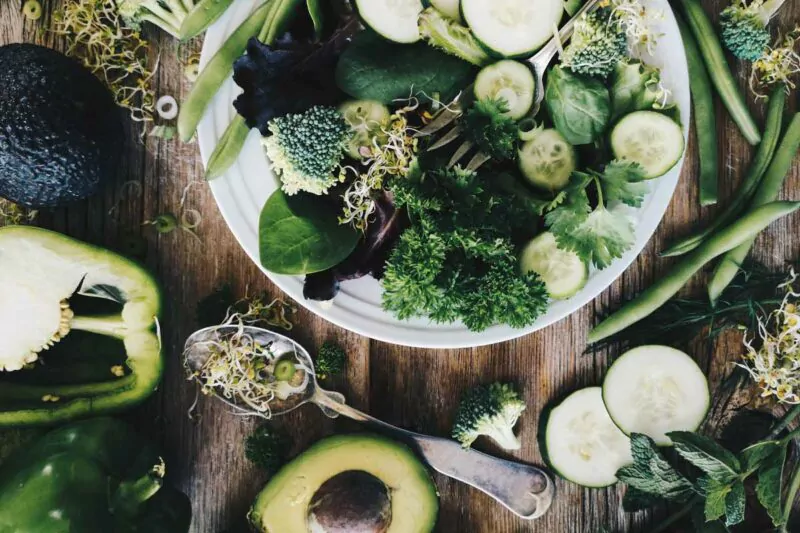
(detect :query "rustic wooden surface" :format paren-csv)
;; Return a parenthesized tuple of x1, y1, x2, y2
(1, 1, 798, 531)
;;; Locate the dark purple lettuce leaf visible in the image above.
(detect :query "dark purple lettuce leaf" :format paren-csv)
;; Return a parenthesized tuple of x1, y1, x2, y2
(304, 192, 408, 301)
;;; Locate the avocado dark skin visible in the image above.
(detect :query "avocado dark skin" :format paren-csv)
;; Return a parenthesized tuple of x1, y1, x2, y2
(0, 44, 124, 208)
(307, 471, 392, 533)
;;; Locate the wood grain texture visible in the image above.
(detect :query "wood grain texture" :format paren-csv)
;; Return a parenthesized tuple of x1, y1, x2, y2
(1, 0, 798, 531)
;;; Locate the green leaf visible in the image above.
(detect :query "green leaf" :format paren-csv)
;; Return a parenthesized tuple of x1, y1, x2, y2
(667, 431, 741, 483)
(599, 160, 649, 207)
(740, 439, 783, 471)
(755, 443, 787, 526)
(306, 0, 325, 40)
(724, 481, 745, 526)
(700, 477, 730, 523)
(615, 433, 695, 502)
(621, 485, 664, 512)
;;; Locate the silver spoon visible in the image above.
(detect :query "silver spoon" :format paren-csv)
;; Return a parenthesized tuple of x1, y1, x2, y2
(184, 325, 554, 520)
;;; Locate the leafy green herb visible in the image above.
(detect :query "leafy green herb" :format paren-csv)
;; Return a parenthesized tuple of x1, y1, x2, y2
(245, 424, 292, 474)
(315, 341, 346, 379)
(616, 433, 696, 503)
(463, 99, 518, 161)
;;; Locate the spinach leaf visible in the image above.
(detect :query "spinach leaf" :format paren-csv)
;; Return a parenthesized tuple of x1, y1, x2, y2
(335, 31, 474, 104)
(544, 66, 611, 145)
(259, 190, 359, 275)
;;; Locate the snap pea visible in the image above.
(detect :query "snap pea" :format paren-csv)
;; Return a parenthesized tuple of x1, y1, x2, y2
(179, 0, 236, 41)
(588, 200, 800, 343)
(676, 13, 718, 206)
(661, 87, 786, 257)
(708, 112, 800, 304)
(177, 2, 272, 142)
(205, 115, 250, 180)
(679, 0, 761, 145)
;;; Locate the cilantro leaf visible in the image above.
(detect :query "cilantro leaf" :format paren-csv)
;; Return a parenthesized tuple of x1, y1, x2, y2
(724, 480, 746, 526)
(599, 160, 649, 207)
(756, 443, 787, 526)
(615, 433, 695, 502)
(668, 431, 741, 483)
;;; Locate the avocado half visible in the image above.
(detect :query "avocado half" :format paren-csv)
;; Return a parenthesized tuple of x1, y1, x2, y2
(249, 434, 439, 533)
(0, 44, 124, 208)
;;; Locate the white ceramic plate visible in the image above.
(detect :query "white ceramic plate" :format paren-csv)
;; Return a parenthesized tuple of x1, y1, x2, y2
(197, 1, 690, 349)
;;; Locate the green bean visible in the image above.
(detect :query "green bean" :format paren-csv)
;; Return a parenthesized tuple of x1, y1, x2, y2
(205, 115, 250, 180)
(177, 2, 272, 143)
(679, 0, 761, 145)
(257, 0, 304, 43)
(588, 200, 800, 343)
(676, 13, 718, 206)
(661, 88, 786, 257)
(179, 0, 236, 41)
(708, 112, 800, 304)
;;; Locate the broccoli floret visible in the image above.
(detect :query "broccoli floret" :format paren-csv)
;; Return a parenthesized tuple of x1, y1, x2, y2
(562, 8, 628, 79)
(463, 99, 519, 161)
(116, 0, 197, 38)
(263, 106, 350, 196)
(451, 382, 526, 450)
(244, 424, 292, 474)
(315, 341, 346, 379)
(720, 0, 787, 61)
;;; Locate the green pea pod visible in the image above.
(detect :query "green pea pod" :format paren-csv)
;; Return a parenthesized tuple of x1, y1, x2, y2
(177, 2, 272, 142)
(708, 112, 800, 304)
(205, 115, 250, 180)
(679, 0, 761, 145)
(179, 0, 236, 41)
(306, 0, 325, 41)
(588, 200, 800, 343)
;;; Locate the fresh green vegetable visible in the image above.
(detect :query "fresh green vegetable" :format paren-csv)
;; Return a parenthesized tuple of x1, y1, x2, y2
(0, 417, 191, 532)
(354, 0, 424, 44)
(339, 100, 391, 160)
(720, 0, 787, 61)
(463, 99, 519, 161)
(602, 345, 710, 446)
(545, 161, 648, 269)
(749, 29, 800, 97)
(451, 382, 526, 450)
(473, 60, 535, 119)
(22, 0, 42, 21)
(382, 166, 549, 331)
(0, 226, 163, 426)
(335, 30, 475, 105)
(561, 7, 628, 79)
(679, 0, 761, 145)
(520, 232, 588, 299)
(708, 112, 800, 303)
(305, 0, 324, 41)
(258, 190, 360, 275)
(315, 342, 346, 379)
(418, 7, 492, 66)
(609, 60, 671, 120)
(661, 87, 785, 257)
(518, 128, 577, 192)
(205, 115, 250, 180)
(541, 387, 632, 487)
(544, 66, 611, 146)
(588, 201, 800, 343)
(610, 111, 685, 179)
(117, 0, 235, 40)
(428, 0, 461, 21)
(263, 106, 350, 196)
(677, 13, 718, 206)
(245, 424, 292, 474)
(273, 360, 296, 381)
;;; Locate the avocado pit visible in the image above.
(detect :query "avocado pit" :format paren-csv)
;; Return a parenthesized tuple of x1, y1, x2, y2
(307, 470, 392, 533)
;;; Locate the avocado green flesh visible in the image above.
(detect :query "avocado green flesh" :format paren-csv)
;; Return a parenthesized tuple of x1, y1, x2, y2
(250, 434, 439, 533)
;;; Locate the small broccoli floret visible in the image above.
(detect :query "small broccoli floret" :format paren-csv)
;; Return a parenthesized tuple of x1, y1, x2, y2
(562, 8, 628, 79)
(116, 0, 197, 38)
(451, 382, 527, 450)
(245, 424, 292, 474)
(720, 0, 788, 61)
(263, 106, 350, 196)
(463, 99, 518, 161)
(315, 341, 346, 379)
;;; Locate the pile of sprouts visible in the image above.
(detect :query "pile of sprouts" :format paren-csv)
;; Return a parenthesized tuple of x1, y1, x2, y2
(607, 0, 665, 56)
(52, 0, 156, 124)
(750, 27, 800, 98)
(739, 270, 800, 404)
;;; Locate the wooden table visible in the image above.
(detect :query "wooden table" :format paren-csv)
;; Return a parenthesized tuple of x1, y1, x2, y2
(1, 1, 798, 531)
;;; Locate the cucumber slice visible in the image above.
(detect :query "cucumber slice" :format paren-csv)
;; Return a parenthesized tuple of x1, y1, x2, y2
(520, 232, 587, 299)
(430, 0, 462, 21)
(461, 0, 564, 58)
(355, 0, 424, 44)
(542, 387, 633, 488)
(419, 7, 492, 66)
(610, 111, 685, 179)
(518, 128, 576, 192)
(474, 60, 535, 119)
(602, 345, 710, 446)
(339, 100, 391, 159)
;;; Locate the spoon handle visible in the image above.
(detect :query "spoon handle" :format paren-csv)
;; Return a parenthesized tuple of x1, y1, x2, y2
(313, 390, 554, 519)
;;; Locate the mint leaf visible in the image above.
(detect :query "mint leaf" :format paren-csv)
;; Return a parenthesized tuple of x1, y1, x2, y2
(691, 504, 730, 533)
(622, 485, 664, 512)
(599, 161, 649, 207)
(667, 431, 741, 483)
(700, 477, 730, 523)
(615, 433, 695, 501)
(756, 443, 787, 526)
(724, 481, 746, 526)
(740, 439, 783, 471)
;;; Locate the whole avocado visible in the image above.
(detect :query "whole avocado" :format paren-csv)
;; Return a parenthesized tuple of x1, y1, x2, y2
(0, 44, 124, 208)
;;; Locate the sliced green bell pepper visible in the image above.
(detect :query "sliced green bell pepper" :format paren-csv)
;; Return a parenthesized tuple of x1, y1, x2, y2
(0, 417, 191, 533)
(0, 226, 163, 426)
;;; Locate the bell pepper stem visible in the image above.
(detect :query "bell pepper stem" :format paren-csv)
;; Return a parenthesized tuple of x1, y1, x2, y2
(70, 314, 127, 339)
(110, 459, 165, 517)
